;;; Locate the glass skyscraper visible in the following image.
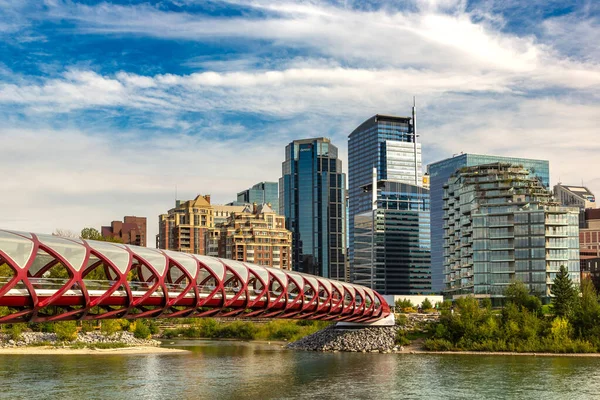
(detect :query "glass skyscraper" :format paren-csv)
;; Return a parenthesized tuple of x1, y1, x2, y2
(348, 114, 430, 294)
(428, 154, 550, 293)
(348, 115, 422, 264)
(354, 182, 431, 294)
(237, 182, 279, 212)
(279, 138, 346, 280)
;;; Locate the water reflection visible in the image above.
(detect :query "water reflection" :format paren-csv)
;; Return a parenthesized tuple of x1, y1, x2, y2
(1, 343, 600, 400)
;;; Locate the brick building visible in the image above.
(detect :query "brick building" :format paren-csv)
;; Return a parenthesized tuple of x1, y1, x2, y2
(101, 216, 147, 246)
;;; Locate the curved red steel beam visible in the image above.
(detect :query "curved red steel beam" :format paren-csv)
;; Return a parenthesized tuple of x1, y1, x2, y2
(0, 229, 391, 324)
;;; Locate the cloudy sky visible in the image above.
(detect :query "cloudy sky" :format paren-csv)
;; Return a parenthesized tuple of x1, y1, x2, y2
(0, 0, 598, 244)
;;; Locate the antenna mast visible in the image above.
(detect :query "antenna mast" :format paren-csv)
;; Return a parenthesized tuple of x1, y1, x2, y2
(412, 97, 419, 186)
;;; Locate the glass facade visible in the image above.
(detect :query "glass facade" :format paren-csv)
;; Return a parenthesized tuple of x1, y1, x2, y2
(237, 182, 279, 213)
(348, 115, 420, 266)
(279, 138, 346, 280)
(428, 153, 550, 293)
(354, 182, 431, 294)
(443, 163, 578, 301)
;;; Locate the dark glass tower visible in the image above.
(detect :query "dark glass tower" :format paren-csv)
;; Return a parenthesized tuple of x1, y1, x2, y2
(427, 154, 550, 293)
(354, 181, 431, 294)
(237, 182, 279, 212)
(279, 138, 346, 280)
(348, 114, 429, 294)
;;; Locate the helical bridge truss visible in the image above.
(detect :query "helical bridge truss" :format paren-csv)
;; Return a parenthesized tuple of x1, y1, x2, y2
(0, 229, 391, 324)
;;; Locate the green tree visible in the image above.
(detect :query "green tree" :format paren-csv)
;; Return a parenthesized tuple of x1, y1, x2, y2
(572, 278, 600, 343)
(54, 321, 78, 342)
(421, 298, 433, 310)
(505, 280, 529, 308)
(80, 228, 122, 243)
(551, 265, 578, 318)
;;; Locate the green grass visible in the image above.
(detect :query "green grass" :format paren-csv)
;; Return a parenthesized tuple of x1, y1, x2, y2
(162, 318, 330, 342)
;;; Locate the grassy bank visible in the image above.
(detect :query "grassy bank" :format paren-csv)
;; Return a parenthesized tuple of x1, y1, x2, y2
(161, 318, 330, 342)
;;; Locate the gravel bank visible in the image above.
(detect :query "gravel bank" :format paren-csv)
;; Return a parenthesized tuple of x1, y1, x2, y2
(0, 331, 160, 348)
(286, 325, 400, 353)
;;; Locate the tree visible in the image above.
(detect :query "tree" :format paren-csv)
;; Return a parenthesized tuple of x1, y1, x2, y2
(504, 280, 542, 314)
(421, 298, 433, 310)
(80, 228, 103, 241)
(505, 280, 529, 308)
(551, 265, 578, 318)
(80, 228, 122, 243)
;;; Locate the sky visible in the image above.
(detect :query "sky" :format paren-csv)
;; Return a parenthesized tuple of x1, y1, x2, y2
(0, 0, 599, 245)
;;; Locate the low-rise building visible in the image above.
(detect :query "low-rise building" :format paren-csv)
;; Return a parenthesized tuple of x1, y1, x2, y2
(554, 184, 596, 210)
(217, 203, 291, 269)
(101, 216, 147, 246)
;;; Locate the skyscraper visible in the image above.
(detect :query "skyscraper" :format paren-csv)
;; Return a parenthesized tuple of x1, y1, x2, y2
(279, 138, 346, 280)
(236, 182, 279, 212)
(348, 114, 422, 266)
(428, 154, 550, 293)
(348, 112, 431, 294)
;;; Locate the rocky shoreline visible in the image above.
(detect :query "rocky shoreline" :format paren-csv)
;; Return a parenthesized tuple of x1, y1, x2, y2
(286, 325, 401, 353)
(0, 331, 161, 348)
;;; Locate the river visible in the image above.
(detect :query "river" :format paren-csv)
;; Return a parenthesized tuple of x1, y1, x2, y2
(1, 340, 600, 399)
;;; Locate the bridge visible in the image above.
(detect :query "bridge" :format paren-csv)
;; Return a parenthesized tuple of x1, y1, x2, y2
(0, 229, 391, 324)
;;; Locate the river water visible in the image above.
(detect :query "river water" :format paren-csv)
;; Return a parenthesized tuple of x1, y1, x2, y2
(1, 340, 600, 399)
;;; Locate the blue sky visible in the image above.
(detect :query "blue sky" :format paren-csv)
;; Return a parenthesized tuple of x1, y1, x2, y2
(0, 0, 599, 242)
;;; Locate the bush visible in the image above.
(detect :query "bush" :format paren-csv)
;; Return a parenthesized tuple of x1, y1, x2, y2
(6, 323, 25, 341)
(396, 330, 411, 346)
(133, 321, 151, 339)
(423, 338, 454, 351)
(395, 299, 413, 310)
(54, 321, 78, 342)
(395, 314, 408, 327)
(101, 319, 122, 335)
(421, 298, 433, 311)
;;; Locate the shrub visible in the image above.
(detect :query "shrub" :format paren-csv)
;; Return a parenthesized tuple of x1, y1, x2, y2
(133, 321, 151, 339)
(423, 338, 454, 351)
(402, 307, 417, 313)
(421, 298, 433, 311)
(54, 321, 78, 342)
(101, 319, 122, 335)
(395, 314, 408, 327)
(395, 299, 413, 310)
(395, 330, 411, 346)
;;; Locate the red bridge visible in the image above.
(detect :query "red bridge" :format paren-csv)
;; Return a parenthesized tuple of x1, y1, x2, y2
(0, 229, 391, 324)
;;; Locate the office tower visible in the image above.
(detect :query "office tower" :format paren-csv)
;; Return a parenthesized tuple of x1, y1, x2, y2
(101, 216, 147, 246)
(428, 154, 550, 293)
(348, 111, 430, 294)
(280, 138, 346, 279)
(236, 182, 279, 213)
(217, 203, 292, 270)
(353, 180, 431, 294)
(443, 163, 579, 302)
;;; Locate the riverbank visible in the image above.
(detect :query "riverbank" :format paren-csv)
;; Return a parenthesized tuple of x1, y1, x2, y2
(0, 345, 187, 355)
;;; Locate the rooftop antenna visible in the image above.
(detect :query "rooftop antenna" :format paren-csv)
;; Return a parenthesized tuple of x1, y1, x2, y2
(412, 97, 419, 186)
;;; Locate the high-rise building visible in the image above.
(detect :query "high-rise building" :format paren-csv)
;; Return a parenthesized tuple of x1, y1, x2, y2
(428, 154, 550, 293)
(279, 138, 346, 279)
(348, 112, 430, 294)
(353, 181, 431, 294)
(235, 182, 279, 213)
(157, 195, 214, 254)
(554, 184, 596, 210)
(443, 163, 579, 302)
(348, 115, 422, 266)
(217, 203, 292, 270)
(101, 216, 147, 246)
